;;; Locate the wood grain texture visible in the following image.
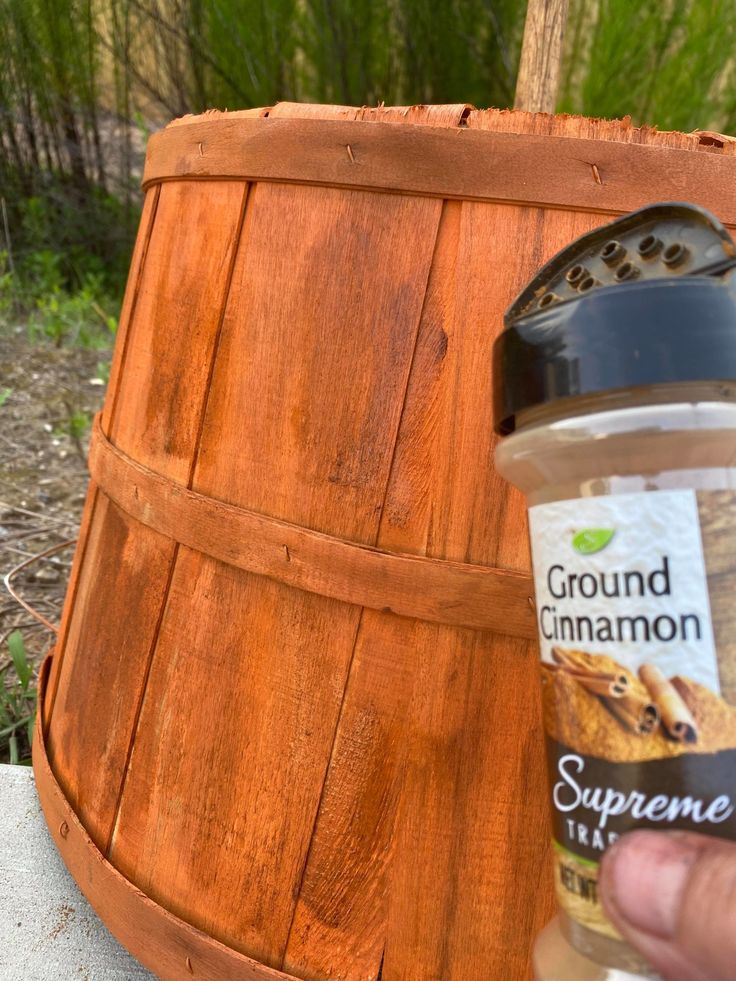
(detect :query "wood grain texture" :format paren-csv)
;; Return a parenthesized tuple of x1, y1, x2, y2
(44, 186, 160, 727)
(370, 203, 593, 981)
(101, 186, 161, 435)
(268, 102, 471, 127)
(87, 412, 536, 637)
(190, 180, 441, 540)
(34, 658, 302, 981)
(384, 628, 550, 981)
(107, 180, 247, 473)
(106, 174, 444, 970)
(283, 607, 420, 981)
(514, 0, 570, 113)
(42, 495, 174, 848)
(380, 202, 601, 981)
(142, 115, 736, 227)
(377, 201, 547, 979)
(168, 105, 272, 127)
(172, 102, 736, 156)
(279, 104, 468, 981)
(41, 477, 99, 731)
(283, 197, 466, 981)
(169, 104, 736, 152)
(282, 192, 599, 981)
(464, 108, 736, 149)
(108, 550, 362, 964)
(46, 180, 248, 849)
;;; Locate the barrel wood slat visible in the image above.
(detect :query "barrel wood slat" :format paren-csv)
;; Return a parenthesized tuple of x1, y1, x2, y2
(35, 659, 304, 981)
(277, 103, 471, 981)
(104, 172, 444, 968)
(268, 101, 472, 127)
(37, 106, 736, 981)
(46, 181, 248, 847)
(284, 108, 681, 981)
(43, 186, 161, 730)
(382, 206, 601, 981)
(100, 184, 163, 436)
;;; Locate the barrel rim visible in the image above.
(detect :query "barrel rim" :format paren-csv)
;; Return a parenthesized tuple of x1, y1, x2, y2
(142, 115, 736, 227)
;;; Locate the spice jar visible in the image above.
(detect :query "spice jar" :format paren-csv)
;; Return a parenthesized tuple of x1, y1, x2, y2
(493, 203, 736, 980)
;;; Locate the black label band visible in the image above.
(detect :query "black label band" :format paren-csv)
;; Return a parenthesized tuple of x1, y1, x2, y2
(547, 737, 736, 863)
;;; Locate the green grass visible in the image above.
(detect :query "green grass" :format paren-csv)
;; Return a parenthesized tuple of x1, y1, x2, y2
(0, 631, 36, 766)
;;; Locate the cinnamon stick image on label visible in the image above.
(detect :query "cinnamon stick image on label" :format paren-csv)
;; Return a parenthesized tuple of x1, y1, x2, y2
(551, 647, 630, 697)
(549, 648, 657, 735)
(604, 691, 659, 735)
(639, 663, 699, 743)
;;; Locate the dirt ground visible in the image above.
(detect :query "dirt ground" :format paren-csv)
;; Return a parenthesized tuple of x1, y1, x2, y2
(0, 329, 109, 671)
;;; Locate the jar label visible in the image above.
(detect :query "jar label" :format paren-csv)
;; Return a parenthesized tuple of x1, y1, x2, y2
(528, 489, 736, 939)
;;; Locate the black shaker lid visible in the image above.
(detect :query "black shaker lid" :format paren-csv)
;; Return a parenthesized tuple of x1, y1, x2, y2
(493, 202, 736, 434)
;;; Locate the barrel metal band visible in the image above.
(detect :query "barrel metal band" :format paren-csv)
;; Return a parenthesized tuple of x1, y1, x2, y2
(143, 116, 736, 226)
(33, 655, 301, 981)
(87, 415, 536, 638)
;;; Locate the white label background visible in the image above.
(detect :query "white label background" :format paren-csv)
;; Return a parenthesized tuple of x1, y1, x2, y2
(529, 490, 719, 692)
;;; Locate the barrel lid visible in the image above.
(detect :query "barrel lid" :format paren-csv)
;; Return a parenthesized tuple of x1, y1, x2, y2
(493, 202, 736, 434)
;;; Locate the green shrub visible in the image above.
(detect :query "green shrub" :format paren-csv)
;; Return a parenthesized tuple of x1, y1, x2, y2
(16, 182, 135, 298)
(1, 248, 118, 349)
(27, 273, 118, 349)
(0, 184, 122, 349)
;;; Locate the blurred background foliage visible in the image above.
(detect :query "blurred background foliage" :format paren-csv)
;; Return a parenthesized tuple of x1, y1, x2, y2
(1, 0, 735, 344)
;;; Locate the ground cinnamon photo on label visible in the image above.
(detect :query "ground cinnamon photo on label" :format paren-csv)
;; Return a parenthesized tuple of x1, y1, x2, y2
(542, 647, 736, 763)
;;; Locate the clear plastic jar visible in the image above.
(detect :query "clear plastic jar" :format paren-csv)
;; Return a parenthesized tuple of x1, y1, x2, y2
(532, 917, 658, 981)
(496, 387, 736, 509)
(496, 384, 736, 979)
(492, 202, 736, 980)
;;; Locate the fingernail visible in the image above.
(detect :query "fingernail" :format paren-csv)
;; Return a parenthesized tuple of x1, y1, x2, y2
(600, 831, 699, 938)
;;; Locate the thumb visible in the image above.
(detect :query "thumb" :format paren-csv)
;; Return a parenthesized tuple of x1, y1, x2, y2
(599, 830, 736, 981)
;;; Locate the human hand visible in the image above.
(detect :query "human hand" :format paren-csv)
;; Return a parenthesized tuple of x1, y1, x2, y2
(599, 830, 736, 981)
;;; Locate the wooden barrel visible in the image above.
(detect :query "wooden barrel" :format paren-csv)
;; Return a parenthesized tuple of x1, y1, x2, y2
(33, 104, 736, 981)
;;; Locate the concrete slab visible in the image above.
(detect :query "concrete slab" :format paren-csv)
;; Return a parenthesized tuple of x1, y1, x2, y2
(0, 763, 156, 980)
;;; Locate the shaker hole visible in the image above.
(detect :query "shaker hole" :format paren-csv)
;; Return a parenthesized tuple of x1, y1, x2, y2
(663, 242, 688, 266)
(615, 262, 640, 281)
(601, 240, 625, 264)
(638, 234, 661, 257)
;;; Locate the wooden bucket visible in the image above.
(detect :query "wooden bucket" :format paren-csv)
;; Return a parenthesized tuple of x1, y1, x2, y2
(33, 103, 736, 981)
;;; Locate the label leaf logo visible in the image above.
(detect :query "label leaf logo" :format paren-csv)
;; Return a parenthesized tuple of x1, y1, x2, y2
(572, 528, 615, 554)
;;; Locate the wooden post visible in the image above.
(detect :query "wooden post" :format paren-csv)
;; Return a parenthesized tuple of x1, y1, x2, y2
(514, 0, 570, 113)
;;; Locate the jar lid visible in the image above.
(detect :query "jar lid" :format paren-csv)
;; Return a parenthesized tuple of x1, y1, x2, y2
(493, 202, 736, 434)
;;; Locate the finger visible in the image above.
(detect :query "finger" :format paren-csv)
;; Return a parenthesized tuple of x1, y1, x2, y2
(600, 830, 736, 981)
